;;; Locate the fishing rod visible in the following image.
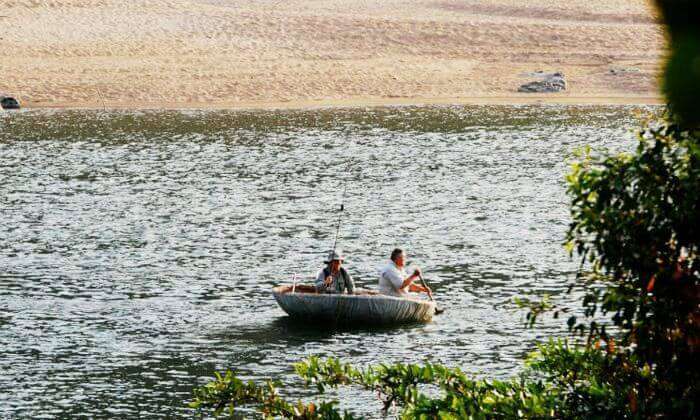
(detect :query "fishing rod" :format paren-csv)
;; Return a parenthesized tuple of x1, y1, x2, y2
(330, 180, 348, 256)
(324, 170, 349, 291)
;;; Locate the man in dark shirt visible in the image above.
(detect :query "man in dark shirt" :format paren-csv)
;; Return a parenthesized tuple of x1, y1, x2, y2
(315, 250, 355, 294)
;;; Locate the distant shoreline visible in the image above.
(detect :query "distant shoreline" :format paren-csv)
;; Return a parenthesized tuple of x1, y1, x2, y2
(20, 95, 663, 111)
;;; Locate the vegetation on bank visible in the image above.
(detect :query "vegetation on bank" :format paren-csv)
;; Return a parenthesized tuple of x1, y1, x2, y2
(190, 2, 699, 417)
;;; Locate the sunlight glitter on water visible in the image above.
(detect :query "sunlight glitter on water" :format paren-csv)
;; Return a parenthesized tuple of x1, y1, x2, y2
(0, 105, 653, 417)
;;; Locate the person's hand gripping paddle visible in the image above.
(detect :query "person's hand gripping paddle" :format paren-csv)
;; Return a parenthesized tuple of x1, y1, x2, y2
(418, 272, 444, 315)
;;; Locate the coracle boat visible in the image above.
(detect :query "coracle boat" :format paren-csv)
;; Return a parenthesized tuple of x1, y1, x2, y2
(272, 284, 436, 325)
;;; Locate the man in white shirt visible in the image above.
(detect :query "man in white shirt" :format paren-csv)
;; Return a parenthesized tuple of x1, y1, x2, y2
(378, 248, 432, 298)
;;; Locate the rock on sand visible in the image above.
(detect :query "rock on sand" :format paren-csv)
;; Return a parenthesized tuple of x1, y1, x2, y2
(518, 72, 567, 93)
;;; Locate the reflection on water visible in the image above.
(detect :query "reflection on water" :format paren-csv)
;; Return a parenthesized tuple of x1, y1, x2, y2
(0, 105, 652, 417)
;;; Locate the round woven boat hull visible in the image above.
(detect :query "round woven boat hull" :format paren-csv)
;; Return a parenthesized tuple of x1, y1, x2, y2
(272, 285, 435, 324)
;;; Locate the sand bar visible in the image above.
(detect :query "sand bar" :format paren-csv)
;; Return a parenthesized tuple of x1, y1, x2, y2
(0, 0, 665, 109)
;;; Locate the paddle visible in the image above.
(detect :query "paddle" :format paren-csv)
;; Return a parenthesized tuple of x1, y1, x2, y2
(418, 274, 444, 315)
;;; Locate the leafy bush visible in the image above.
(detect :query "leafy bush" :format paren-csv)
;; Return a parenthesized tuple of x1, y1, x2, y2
(189, 370, 357, 419)
(565, 113, 699, 417)
(190, 340, 638, 419)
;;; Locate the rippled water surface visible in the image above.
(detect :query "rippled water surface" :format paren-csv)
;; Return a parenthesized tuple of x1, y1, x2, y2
(0, 106, 651, 417)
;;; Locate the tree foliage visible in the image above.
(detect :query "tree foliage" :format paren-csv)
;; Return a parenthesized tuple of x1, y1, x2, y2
(192, 343, 625, 419)
(566, 114, 700, 417)
(656, 0, 700, 127)
(189, 370, 357, 419)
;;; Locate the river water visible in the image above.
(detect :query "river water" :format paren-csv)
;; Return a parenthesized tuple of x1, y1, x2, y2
(0, 106, 649, 418)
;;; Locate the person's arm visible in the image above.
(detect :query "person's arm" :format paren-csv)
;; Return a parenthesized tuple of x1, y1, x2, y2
(345, 270, 355, 294)
(315, 269, 328, 292)
(400, 268, 422, 289)
(408, 283, 427, 292)
(407, 269, 432, 298)
(408, 283, 432, 300)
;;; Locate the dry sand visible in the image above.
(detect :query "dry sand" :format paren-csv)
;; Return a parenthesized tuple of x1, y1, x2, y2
(0, 0, 665, 109)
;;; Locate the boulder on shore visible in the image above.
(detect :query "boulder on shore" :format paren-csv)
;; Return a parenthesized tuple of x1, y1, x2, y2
(518, 72, 567, 93)
(1, 96, 21, 110)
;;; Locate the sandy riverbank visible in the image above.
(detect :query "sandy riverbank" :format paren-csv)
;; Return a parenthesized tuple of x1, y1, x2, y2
(0, 0, 664, 109)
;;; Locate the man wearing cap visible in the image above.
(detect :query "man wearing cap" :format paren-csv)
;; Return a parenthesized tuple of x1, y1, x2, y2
(315, 250, 355, 294)
(379, 248, 432, 298)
